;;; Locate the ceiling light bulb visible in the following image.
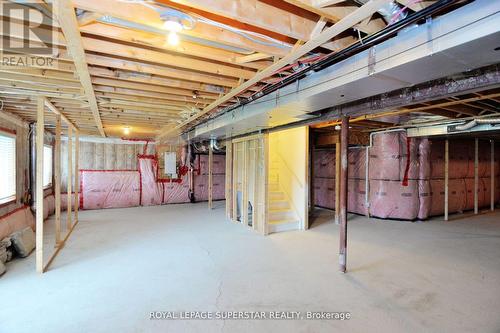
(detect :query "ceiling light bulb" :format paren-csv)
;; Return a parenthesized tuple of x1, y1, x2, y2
(123, 126, 130, 135)
(167, 31, 179, 46)
(163, 19, 182, 32)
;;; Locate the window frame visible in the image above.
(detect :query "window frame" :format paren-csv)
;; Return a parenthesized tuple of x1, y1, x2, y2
(0, 128, 17, 206)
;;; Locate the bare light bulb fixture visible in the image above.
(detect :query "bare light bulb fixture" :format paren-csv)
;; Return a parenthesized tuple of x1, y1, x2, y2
(167, 31, 179, 46)
(123, 126, 130, 135)
(164, 18, 182, 46)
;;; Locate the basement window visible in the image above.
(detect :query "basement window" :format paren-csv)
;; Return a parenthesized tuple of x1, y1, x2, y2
(43, 145, 53, 189)
(0, 130, 16, 204)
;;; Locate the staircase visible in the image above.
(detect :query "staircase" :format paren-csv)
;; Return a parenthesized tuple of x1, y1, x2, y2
(268, 160, 300, 233)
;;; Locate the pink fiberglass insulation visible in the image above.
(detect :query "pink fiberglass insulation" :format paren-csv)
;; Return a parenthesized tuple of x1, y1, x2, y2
(313, 177, 335, 209)
(0, 206, 34, 240)
(81, 170, 140, 210)
(314, 150, 335, 178)
(139, 157, 164, 206)
(348, 179, 367, 215)
(313, 132, 500, 220)
(194, 174, 225, 201)
(197, 154, 226, 175)
(348, 148, 366, 180)
(163, 176, 190, 204)
(369, 180, 420, 220)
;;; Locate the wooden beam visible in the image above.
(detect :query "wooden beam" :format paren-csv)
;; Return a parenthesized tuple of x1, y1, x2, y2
(283, 0, 385, 35)
(157, 0, 391, 140)
(235, 53, 272, 64)
(44, 98, 79, 130)
(35, 96, 45, 274)
(0, 109, 28, 128)
(54, 0, 105, 137)
(72, 0, 291, 56)
(339, 115, 349, 273)
(76, 38, 257, 79)
(55, 114, 62, 245)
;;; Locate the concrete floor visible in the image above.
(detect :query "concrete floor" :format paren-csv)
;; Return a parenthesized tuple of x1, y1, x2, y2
(1, 203, 500, 333)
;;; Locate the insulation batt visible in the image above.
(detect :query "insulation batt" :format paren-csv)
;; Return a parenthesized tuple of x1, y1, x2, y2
(313, 132, 500, 220)
(81, 171, 141, 209)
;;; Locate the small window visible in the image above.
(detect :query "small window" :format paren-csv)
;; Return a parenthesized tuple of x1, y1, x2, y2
(0, 131, 16, 204)
(43, 145, 53, 188)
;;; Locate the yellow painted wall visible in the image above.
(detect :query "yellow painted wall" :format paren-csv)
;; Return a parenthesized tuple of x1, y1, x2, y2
(269, 126, 309, 229)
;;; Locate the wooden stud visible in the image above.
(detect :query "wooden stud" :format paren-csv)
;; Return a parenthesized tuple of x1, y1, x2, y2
(335, 141, 341, 225)
(339, 115, 349, 273)
(208, 144, 213, 210)
(474, 138, 479, 215)
(67, 126, 73, 229)
(444, 139, 449, 221)
(74, 130, 80, 223)
(232, 142, 238, 222)
(225, 140, 233, 219)
(54, 114, 62, 245)
(242, 141, 249, 226)
(35, 96, 45, 274)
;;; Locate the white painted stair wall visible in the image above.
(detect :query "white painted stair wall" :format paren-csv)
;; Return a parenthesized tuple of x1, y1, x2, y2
(268, 159, 301, 233)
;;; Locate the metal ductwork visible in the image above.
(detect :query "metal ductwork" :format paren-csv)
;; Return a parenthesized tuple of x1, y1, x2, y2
(453, 118, 500, 131)
(354, 0, 406, 24)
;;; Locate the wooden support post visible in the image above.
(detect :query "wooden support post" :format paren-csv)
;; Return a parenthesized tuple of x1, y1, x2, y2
(232, 143, 238, 222)
(335, 141, 341, 224)
(263, 134, 269, 235)
(491, 140, 495, 211)
(474, 138, 479, 215)
(208, 144, 213, 210)
(54, 114, 62, 245)
(35, 97, 45, 273)
(66, 127, 73, 229)
(242, 141, 249, 226)
(339, 115, 349, 273)
(444, 139, 449, 221)
(74, 130, 79, 223)
(225, 141, 233, 219)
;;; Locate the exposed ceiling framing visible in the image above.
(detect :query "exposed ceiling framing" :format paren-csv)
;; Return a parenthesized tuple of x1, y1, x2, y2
(0, 0, 441, 139)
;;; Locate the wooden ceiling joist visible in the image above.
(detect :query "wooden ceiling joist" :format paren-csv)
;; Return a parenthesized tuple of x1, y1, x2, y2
(54, 0, 105, 137)
(156, 0, 392, 140)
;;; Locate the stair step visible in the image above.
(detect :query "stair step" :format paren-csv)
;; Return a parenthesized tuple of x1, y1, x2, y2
(269, 208, 297, 221)
(268, 218, 300, 233)
(269, 199, 289, 210)
(269, 191, 285, 200)
(269, 183, 279, 191)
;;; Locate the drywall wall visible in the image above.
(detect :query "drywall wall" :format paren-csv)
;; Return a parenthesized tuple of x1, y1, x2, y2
(269, 126, 308, 229)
